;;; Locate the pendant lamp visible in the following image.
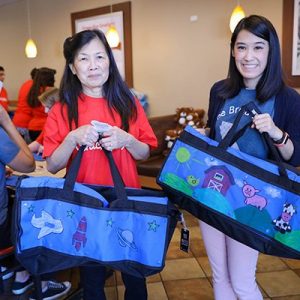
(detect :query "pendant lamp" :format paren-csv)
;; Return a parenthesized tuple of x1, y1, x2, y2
(106, 25, 120, 48)
(25, 0, 37, 58)
(105, 5, 120, 48)
(229, 3, 246, 33)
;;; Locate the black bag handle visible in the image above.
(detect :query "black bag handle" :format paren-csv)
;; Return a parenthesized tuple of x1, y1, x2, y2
(227, 121, 253, 147)
(63, 145, 85, 191)
(103, 149, 128, 201)
(63, 145, 128, 201)
(218, 101, 288, 178)
(218, 104, 252, 149)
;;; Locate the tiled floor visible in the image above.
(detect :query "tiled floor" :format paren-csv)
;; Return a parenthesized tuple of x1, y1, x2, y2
(3, 210, 300, 299)
(3, 181, 300, 299)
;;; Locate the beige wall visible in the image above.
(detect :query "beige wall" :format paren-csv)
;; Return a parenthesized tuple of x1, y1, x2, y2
(0, 0, 283, 116)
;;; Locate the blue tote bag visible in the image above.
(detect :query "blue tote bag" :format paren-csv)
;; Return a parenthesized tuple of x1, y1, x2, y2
(14, 147, 180, 277)
(158, 102, 300, 259)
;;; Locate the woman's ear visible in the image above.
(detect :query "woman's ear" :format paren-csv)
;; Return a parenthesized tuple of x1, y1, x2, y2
(231, 49, 235, 57)
(69, 64, 76, 75)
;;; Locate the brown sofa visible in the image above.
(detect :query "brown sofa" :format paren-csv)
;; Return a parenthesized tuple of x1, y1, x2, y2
(137, 114, 177, 178)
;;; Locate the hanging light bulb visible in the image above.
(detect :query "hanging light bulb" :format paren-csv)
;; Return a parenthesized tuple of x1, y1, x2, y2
(229, 4, 246, 33)
(105, 4, 120, 48)
(25, 0, 37, 58)
(106, 25, 120, 48)
(25, 38, 37, 58)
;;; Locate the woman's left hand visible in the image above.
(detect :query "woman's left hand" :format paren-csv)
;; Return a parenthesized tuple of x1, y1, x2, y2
(28, 141, 44, 154)
(252, 113, 283, 140)
(5, 166, 13, 178)
(100, 126, 132, 151)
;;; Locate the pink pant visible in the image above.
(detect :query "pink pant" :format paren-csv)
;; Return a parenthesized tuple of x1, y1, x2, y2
(200, 221, 263, 300)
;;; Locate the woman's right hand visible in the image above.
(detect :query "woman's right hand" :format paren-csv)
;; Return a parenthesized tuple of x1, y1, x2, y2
(69, 125, 99, 147)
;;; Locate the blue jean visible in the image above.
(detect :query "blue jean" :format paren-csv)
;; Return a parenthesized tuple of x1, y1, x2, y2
(80, 264, 147, 300)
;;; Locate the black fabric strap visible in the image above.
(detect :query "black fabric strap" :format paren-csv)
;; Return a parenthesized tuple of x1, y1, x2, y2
(63, 146, 86, 191)
(245, 102, 288, 178)
(212, 101, 288, 179)
(62, 144, 128, 202)
(103, 149, 128, 202)
(218, 104, 250, 149)
(228, 121, 252, 147)
(179, 130, 298, 193)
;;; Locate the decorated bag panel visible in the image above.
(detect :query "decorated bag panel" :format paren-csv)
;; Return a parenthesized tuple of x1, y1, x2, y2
(17, 197, 168, 268)
(159, 126, 300, 253)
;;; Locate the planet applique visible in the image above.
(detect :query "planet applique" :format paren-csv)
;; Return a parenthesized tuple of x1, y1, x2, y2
(117, 228, 137, 250)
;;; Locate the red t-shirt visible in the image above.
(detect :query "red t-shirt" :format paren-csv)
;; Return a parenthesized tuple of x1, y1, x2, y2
(28, 105, 47, 131)
(43, 95, 157, 188)
(0, 87, 8, 111)
(13, 80, 47, 130)
(13, 80, 33, 127)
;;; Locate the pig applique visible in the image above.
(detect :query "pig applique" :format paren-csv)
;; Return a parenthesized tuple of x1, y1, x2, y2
(242, 181, 267, 211)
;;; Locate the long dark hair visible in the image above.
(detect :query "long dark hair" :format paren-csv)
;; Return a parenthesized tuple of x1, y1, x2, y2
(60, 29, 136, 131)
(219, 15, 285, 102)
(27, 67, 56, 107)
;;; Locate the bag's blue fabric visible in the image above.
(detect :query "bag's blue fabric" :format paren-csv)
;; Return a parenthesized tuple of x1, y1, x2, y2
(14, 148, 180, 277)
(158, 102, 300, 259)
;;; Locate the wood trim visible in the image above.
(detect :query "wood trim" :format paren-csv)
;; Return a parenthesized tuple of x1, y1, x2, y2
(282, 0, 300, 87)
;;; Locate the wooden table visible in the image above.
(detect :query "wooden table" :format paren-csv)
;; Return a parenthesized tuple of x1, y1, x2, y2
(13, 160, 66, 178)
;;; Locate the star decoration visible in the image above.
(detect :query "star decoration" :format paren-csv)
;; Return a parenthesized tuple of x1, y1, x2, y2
(67, 210, 75, 218)
(27, 205, 34, 213)
(106, 218, 114, 227)
(148, 220, 160, 232)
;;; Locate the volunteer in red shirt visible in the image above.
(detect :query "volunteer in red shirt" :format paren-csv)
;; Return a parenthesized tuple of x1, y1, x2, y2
(0, 66, 9, 111)
(28, 87, 59, 154)
(13, 67, 56, 142)
(12, 68, 37, 142)
(43, 30, 157, 300)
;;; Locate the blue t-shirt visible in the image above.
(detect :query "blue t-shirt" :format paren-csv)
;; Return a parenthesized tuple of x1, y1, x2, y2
(0, 127, 19, 226)
(215, 89, 275, 159)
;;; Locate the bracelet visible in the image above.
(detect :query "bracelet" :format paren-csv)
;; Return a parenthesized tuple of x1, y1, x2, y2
(273, 131, 289, 147)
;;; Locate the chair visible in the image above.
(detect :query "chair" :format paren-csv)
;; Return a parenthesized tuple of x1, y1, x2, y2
(137, 114, 177, 178)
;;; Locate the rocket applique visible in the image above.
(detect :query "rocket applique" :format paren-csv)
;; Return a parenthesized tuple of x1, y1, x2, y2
(72, 217, 87, 251)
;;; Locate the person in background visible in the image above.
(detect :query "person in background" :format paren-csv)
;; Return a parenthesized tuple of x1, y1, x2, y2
(0, 103, 35, 292)
(0, 93, 71, 300)
(0, 66, 9, 111)
(27, 68, 56, 141)
(199, 15, 300, 300)
(28, 87, 59, 154)
(13, 68, 38, 143)
(13, 67, 56, 143)
(43, 29, 157, 300)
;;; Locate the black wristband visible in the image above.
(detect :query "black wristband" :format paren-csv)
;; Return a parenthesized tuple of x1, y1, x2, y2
(273, 131, 289, 145)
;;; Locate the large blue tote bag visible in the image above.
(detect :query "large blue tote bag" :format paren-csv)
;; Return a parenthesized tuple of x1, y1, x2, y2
(13, 146, 180, 277)
(158, 102, 300, 259)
